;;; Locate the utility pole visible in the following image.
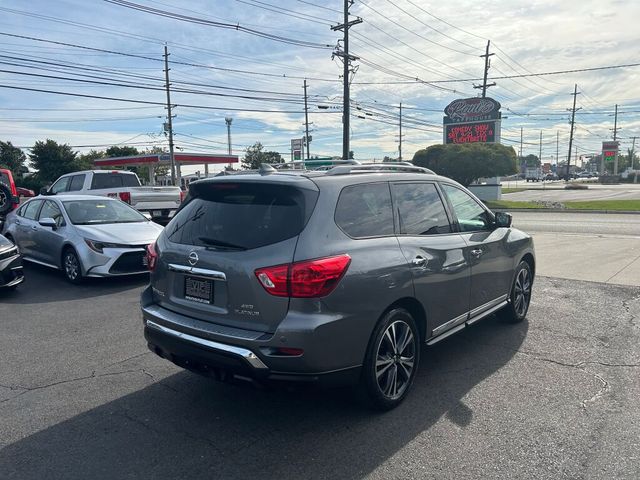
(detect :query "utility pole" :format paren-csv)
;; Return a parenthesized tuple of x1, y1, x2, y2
(566, 83, 581, 180)
(539, 130, 542, 165)
(398, 102, 402, 161)
(473, 40, 496, 97)
(631, 136, 638, 183)
(520, 127, 523, 157)
(225, 117, 233, 169)
(612, 104, 620, 174)
(556, 130, 560, 173)
(303, 79, 311, 160)
(331, 0, 362, 160)
(163, 45, 177, 186)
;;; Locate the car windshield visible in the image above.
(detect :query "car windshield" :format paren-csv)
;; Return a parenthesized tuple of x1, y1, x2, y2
(62, 199, 147, 225)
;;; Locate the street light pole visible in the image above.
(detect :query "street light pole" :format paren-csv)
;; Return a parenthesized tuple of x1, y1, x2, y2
(225, 117, 233, 169)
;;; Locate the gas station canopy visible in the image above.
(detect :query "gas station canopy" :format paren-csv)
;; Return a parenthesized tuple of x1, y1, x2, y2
(93, 152, 238, 168)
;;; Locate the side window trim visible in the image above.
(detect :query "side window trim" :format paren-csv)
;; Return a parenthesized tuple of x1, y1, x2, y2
(389, 181, 455, 237)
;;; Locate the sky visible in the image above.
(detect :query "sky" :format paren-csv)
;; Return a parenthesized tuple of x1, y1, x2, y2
(1, 0, 639, 174)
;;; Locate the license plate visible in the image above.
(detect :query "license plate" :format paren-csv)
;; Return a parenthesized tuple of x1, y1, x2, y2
(152, 210, 162, 216)
(184, 276, 213, 304)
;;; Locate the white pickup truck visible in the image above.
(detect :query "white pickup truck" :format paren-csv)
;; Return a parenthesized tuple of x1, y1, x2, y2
(43, 170, 184, 223)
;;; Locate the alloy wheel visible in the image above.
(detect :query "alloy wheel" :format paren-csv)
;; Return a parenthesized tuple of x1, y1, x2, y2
(375, 320, 416, 400)
(513, 268, 531, 317)
(64, 252, 79, 281)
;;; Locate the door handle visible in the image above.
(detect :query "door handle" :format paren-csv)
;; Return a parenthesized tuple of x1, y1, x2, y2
(470, 249, 483, 257)
(412, 256, 427, 267)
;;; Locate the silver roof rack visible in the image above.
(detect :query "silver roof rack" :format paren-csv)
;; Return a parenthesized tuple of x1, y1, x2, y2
(324, 163, 435, 176)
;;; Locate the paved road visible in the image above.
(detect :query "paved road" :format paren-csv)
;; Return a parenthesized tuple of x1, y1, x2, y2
(1, 264, 639, 479)
(510, 211, 640, 286)
(500, 181, 640, 202)
(510, 211, 640, 237)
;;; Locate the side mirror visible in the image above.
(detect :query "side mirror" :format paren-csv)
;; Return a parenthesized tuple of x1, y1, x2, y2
(39, 217, 57, 229)
(494, 211, 512, 228)
(40, 187, 50, 195)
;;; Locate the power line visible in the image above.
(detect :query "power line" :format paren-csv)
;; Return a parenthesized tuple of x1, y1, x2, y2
(104, 0, 333, 49)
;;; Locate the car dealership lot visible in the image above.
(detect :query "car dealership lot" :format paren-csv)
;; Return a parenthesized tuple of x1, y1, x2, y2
(1, 261, 639, 479)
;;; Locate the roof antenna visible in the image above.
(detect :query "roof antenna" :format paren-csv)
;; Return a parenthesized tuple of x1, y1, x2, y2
(259, 163, 277, 175)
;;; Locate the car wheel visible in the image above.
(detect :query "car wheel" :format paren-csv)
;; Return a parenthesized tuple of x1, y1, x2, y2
(362, 308, 420, 411)
(0, 183, 12, 216)
(62, 248, 84, 284)
(499, 261, 533, 323)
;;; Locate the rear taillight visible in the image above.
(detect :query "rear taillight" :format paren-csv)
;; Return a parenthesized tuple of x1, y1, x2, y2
(255, 254, 351, 298)
(118, 191, 131, 204)
(146, 241, 158, 271)
(179, 190, 186, 202)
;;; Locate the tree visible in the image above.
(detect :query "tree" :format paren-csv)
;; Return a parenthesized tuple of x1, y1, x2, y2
(241, 142, 282, 169)
(520, 154, 541, 167)
(0, 141, 27, 175)
(348, 150, 354, 159)
(106, 146, 140, 158)
(77, 149, 105, 170)
(29, 139, 79, 183)
(412, 143, 517, 186)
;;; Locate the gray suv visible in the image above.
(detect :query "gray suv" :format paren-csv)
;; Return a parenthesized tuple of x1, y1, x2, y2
(141, 164, 535, 409)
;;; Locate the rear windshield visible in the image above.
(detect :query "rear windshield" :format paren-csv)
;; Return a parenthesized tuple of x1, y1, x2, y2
(166, 182, 318, 250)
(91, 173, 140, 189)
(0, 172, 10, 187)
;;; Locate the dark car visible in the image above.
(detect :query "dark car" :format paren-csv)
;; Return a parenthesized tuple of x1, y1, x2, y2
(16, 187, 35, 198)
(141, 164, 535, 409)
(0, 233, 24, 290)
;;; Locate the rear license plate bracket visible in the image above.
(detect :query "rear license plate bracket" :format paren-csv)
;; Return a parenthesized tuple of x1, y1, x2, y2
(184, 276, 213, 304)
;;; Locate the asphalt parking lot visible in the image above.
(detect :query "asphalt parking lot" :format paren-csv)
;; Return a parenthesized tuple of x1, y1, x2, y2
(1, 261, 639, 479)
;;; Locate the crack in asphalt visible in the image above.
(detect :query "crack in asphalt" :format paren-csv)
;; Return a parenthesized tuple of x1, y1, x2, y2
(0, 369, 148, 403)
(106, 351, 151, 368)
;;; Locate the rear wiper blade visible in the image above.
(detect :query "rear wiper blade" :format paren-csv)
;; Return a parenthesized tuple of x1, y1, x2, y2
(197, 236, 247, 251)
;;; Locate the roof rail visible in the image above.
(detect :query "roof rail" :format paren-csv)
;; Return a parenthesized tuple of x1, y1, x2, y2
(324, 163, 435, 176)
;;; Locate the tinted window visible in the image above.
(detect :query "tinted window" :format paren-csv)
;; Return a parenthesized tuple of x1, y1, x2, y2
(63, 199, 146, 225)
(69, 174, 86, 192)
(393, 183, 451, 235)
(441, 184, 491, 232)
(22, 200, 43, 220)
(51, 177, 71, 194)
(39, 200, 65, 226)
(335, 183, 394, 238)
(167, 182, 318, 250)
(91, 173, 140, 189)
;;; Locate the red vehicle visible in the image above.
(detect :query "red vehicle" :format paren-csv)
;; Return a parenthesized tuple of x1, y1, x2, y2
(0, 169, 20, 218)
(15, 187, 35, 198)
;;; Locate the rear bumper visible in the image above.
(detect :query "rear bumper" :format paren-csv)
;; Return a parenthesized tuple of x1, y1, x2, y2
(141, 287, 363, 387)
(144, 319, 361, 387)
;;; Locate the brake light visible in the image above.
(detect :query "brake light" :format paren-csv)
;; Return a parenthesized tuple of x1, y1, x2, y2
(255, 254, 351, 298)
(146, 241, 158, 271)
(118, 191, 131, 204)
(179, 190, 186, 202)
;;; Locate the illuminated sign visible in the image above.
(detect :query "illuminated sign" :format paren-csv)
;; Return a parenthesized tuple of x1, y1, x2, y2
(602, 140, 619, 162)
(444, 97, 501, 124)
(445, 121, 497, 144)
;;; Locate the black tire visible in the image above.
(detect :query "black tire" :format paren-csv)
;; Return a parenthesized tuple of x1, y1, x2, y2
(0, 183, 13, 216)
(361, 308, 420, 411)
(499, 260, 533, 323)
(62, 247, 84, 284)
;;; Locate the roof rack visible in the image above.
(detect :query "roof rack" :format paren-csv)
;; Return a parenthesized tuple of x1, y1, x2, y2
(324, 163, 435, 176)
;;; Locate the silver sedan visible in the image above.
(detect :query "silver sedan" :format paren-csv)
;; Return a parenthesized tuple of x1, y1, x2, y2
(2, 195, 163, 283)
